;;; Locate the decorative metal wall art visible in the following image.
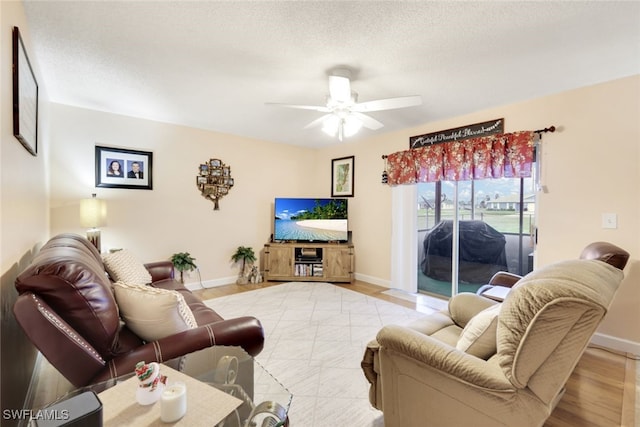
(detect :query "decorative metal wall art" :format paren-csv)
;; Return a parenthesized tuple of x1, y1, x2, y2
(197, 159, 234, 210)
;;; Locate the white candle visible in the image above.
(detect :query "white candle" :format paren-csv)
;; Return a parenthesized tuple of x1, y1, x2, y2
(160, 382, 187, 423)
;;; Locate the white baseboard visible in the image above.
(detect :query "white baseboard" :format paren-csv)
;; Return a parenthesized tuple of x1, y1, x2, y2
(186, 274, 391, 290)
(354, 273, 390, 287)
(591, 332, 640, 357)
(184, 276, 237, 291)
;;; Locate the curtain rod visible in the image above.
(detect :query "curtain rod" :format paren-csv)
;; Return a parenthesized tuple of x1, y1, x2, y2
(381, 126, 556, 159)
(533, 126, 556, 134)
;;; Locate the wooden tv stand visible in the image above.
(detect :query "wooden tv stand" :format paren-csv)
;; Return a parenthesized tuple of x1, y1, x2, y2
(263, 242, 354, 283)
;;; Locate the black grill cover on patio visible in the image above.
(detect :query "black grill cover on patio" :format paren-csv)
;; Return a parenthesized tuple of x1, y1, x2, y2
(421, 220, 508, 284)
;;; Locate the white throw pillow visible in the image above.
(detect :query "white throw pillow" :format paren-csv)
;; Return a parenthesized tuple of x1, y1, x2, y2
(456, 303, 501, 359)
(102, 249, 152, 285)
(113, 281, 198, 342)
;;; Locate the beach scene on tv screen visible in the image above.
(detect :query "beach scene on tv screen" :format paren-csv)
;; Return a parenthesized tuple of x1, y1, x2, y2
(275, 198, 348, 241)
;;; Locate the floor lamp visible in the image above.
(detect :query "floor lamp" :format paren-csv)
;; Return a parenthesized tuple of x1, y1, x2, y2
(80, 194, 107, 252)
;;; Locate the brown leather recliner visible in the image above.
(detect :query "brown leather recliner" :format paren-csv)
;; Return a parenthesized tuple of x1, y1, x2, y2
(477, 241, 631, 296)
(13, 233, 264, 387)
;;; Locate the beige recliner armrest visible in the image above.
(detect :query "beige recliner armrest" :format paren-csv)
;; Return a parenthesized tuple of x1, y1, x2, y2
(448, 292, 498, 328)
(376, 325, 512, 391)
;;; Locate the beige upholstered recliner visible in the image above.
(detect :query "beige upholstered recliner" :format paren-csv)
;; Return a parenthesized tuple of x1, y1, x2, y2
(361, 242, 629, 427)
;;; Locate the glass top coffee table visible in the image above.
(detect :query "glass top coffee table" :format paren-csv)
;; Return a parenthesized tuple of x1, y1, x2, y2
(35, 346, 291, 427)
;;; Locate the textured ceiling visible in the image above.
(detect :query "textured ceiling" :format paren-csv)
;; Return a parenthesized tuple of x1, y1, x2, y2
(23, 1, 640, 148)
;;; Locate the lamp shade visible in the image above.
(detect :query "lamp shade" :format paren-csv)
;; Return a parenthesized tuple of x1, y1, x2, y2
(80, 195, 107, 228)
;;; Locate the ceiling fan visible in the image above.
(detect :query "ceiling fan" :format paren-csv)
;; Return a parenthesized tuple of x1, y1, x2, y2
(266, 68, 422, 141)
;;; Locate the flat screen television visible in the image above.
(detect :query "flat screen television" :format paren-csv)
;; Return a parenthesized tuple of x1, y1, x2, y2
(274, 198, 348, 243)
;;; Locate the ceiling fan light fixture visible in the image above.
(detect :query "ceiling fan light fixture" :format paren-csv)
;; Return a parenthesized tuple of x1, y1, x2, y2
(266, 66, 422, 141)
(322, 115, 340, 137)
(321, 114, 362, 141)
(343, 115, 363, 137)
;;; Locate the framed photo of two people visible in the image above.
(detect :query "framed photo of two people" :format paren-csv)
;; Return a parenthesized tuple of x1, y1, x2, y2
(95, 145, 153, 190)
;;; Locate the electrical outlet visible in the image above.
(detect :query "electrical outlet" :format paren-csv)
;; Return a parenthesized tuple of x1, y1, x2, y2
(601, 213, 617, 229)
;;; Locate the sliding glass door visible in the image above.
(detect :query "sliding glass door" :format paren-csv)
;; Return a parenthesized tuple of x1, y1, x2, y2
(417, 173, 536, 298)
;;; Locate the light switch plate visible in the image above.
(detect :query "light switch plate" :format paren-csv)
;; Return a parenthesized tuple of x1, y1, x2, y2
(602, 213, 617, 229)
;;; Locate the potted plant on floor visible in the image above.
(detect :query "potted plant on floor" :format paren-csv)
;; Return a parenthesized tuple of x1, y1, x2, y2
(170, 252, 197, 284)
(231, 246, 256, 284)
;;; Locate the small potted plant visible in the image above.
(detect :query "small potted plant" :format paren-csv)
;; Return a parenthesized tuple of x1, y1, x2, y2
(170, 252, 197, 284)
(231, 246, 257, 284)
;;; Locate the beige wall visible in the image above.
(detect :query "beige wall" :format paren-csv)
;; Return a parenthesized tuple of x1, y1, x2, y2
(1, 0, 50, 420)
(1, 1, 50, 272)
(49, 104, 322, 284)
(318, 75, 640, 350)
(48, 76, 640, 352)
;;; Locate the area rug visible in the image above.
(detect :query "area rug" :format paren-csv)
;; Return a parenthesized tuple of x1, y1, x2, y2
(204, 282, 433, 427)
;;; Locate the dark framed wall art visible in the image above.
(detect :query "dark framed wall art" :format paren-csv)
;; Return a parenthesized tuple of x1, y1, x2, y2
(331, 156, 354, 197)
(95, 146, 153, 190)
(12, 26, 39, 156)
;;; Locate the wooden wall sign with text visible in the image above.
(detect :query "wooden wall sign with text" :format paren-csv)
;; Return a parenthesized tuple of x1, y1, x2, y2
(410, 118, 504, 148)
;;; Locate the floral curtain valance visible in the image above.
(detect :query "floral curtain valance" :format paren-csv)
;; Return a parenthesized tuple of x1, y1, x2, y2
(386, 131, 535, 186)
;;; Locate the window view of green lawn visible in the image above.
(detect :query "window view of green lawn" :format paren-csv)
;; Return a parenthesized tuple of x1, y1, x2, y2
(418, 175, 536, 298)
(418, 209, 534, 235)
(418, 177, 536, 233)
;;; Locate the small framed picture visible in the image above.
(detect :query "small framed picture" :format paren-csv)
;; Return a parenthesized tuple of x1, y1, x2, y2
(95, 146, 153, 190)
(12, 27, 39, 157)
(331, 156, 354, 197)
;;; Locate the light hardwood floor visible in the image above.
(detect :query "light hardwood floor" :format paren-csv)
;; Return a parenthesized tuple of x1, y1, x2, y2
(193, 280, 637, 427)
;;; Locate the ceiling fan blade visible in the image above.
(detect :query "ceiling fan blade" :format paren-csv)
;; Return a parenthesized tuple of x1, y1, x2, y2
(353, 95, 422, 112)
(351, 112, 384, 130)
(303, 114, 332, 129)
(328, 75, 351, 103)
(265, 102, 331, 113)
